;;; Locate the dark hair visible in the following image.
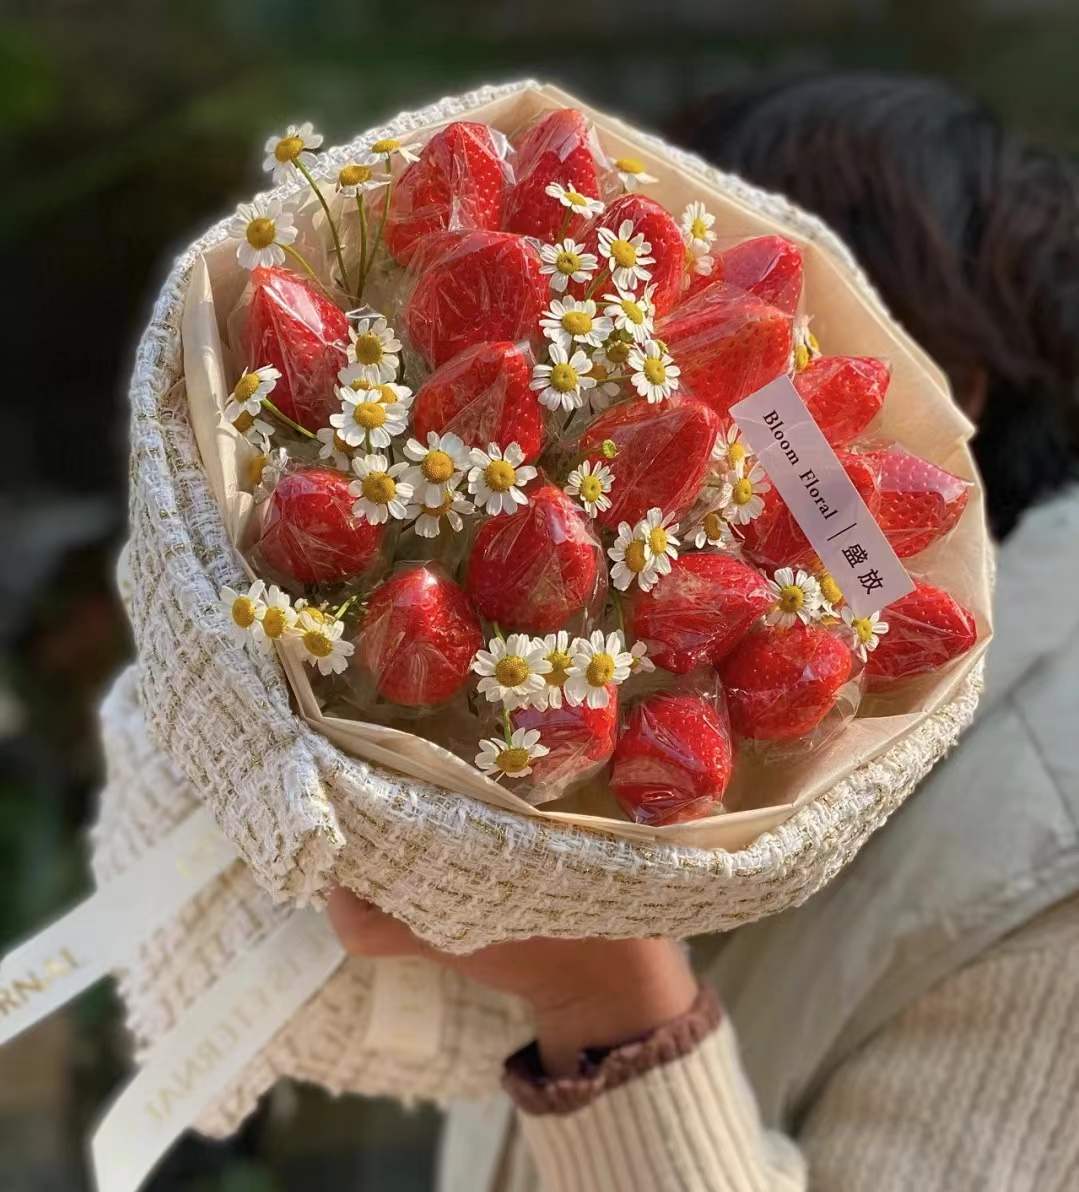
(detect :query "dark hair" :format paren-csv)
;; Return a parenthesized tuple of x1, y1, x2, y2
(674, 72, 1079, 538)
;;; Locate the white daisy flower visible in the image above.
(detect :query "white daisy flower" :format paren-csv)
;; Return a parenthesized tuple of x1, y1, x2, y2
(234, 412, 275, 453)
(228, 198, 298, 270)
(712, 423, 752, 477)
(346, 316, 402, 384)
(219, 580, 266, 644)
(335, 155, 390, 196)
(613, 156, 658, 191)
(766, 568, 825, 629)
(539, 298, 614, 353)
(534, 630, 575, 710)
(467, 442, 537, 516)
(402, 431, 470, 506)
(638, 507, 680, 579)
(602, 286, 656, 344)
(545, 181, 605, 219)
(224, 365, 281, 422)
(565, 630, 634, 710)
(583, 360, 622, 413)
(263, 121, 324, 185)
(681, 200, 716, 253)
(565, 460, 614, 517)
(628, 340, 680, 404)
(316, 427, 353, 471)
(691, 499, 737, 551)
(597, 219, 654, 291)
(252, 447, 289, 500)
(538, 238, 598, 293)
(608, 521, 661, 593)
(251, 585, 298, 647)
(405, 487, 474, 539)
(818, 571, 846, 617)
(368, 136, 421, 163)
(792, 315, 822, 373)
(336, 373, 414, 412)
(629, 639, 655, 674)
(330, 389, 408, 450)
(471, 633, 553, 709)
(725, 462, 772, 525)
(686, 238, 716, 278)
(349, 453, 413, 523)
(292, 608, 354, 676)
(529, 343, 596, 413)
(842, 607, 890, 662)
(475, 727, 549, 780)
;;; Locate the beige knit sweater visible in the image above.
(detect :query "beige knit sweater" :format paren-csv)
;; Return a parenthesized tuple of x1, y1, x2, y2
(492, 895, 1079, 1192)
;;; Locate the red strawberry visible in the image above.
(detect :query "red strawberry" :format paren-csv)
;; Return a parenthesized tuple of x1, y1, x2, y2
(411, 341, 544, 463)
(736, 451, 880, 571)
(859, 445, 970, 557)
(404, 231, 546, 368)
(512, 687, 618, 792)
(256, 467, 383, 585)
(577, 194, 685, 316)
(794, 356, 889, 447)
(384, 121, 507, 265)
(866, 580, 977, 686)
(625, 553, 772, 673)
(244, 266, 348, 431)
(355, 564, 483, 706)
(504, 108, 602, 242)
(578, 396, 721, 530)
(719, 235, 804, 315)
(611, 692, 733, 825)
(720, 623, 853, 741)
(466, 484, 603, 632)
(657, 283, 793, 420)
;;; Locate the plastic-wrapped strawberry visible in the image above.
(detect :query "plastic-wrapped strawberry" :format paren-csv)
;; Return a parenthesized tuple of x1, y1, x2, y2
(465, 484, 604, 632)
(411, 341, 544, 463)
(578, 396, 721, 530)
(611, 692, 733, 825)
(865, 580, 976, 686)
(512, 685, 618, 793)
(384, 121, 508, 265)
(577, 194, 685, 316)
(657, 282, 793, 420)
(794, 356, 890, 447)
(243, 266, 348, 430)
(355, 564, 483, 706)
(719, 623, 853, 741)
(404, 231, 547, 368)
(625, 552, 773, 673)
(858, 444, 970, 557)
(504, 108, 603, 242)
(719, 235, 804, 315)
(255, 467, 384, 585)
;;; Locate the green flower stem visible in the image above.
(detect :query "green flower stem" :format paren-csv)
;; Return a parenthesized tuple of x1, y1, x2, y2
(355, 194, 369, 301)
(584, 265, 611, 300)
(556, 206, 574, 241)
(491, 621, 505, 642)
(260, 397, 316, 440)
(611, 588, 626, 633)
(365, 155, 396, 282)
(281, 243, 334, 297)
(501, 708, 514, 747)
(333, 594, 361, 621)
(295, 158, 353, 302)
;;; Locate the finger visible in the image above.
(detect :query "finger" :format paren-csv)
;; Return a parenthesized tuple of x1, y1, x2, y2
(326, 887, 426, 958)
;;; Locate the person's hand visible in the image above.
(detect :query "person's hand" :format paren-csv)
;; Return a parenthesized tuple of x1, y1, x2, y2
(327, 888, 699, 1076)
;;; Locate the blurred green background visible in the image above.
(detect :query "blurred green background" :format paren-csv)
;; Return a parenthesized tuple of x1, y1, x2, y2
(1, 1, 1076, 1188)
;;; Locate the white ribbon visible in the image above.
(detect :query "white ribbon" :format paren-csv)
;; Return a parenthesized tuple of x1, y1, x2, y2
(91, 910, 345, 1192)
(0, 808, 235, 1046)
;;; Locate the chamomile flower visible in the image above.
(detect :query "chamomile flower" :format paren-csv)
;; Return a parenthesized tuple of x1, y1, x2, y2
(368, 136, 420, 163)
(402, 431, 470, 506)
(565, 460, 614, 517)
(545, 181, 605, 219)
(346, 316, 402, 384)
(252, 447, 289, 500)
(529, 344, 596, 413)
(597, 219, 655, 291)
(584, 360, 622, 413)
(608, 521, 661, 593)
(565, 630, 634, 710)
(263, 122, 324, 185)
(475, 728, 549, 780)
(681, 200, 716, 254)
(251, 585, 297, 647)
(692, 502, 737, 551)
(594, 333, 635, 374)
(467, 442, 537, 516)
(792, 315, 822, 373)
(538, 238, 598, 293)
(712, 423, 751, 477)
(405, 487, 473, 539)
(629, 639, 655, 674)
(219, 580, 266, 644)
(224, 366, 281, 422)
(228, 198, 298, 270)
(725, 462, 771, 525)
(349, 454, 413, 523)
(613, 156, 658, 191)
(766, 568, 824, 629)
(628, 340, 680, 404)
(539, 298, 613, 352)
(337, 373, 413, 412)
(685, 239, 716, 278)
(535, 630, 574, 710)
(602, 285, 656, 344)
(335, 156, 390, 196)
(330, 389, 408, 449)
(316, 427, 353, 471)
(232, 411, 275, 452)
(842, 606, 890, 662)
(293, 608, 354, 676)
(472, 634, 552, 709)
(638, 507, 680, 578)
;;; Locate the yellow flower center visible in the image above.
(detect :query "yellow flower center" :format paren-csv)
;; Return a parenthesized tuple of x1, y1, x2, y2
(353, 401, 387, 429)
(231, 596, 257, 629)
(361, 473, 397, 504)
(485, 459, 518, 493)
(579, 475, 603, 502)
(690, 216, 709, 240)
(496, 746, 530, 774)
(549, 362, 579, 393)
(643, 357, 667, 386)
(605, 339, 631, 365)
(233, 373, 262, 403)
(728, 441, 747, 468)
(620, 298, 645, 324)
(648, 526, 668, 555)
(703, 511, 726, 541)
(591, 362, 610, 383)
(600, 438, 619, 459)
(566, 190, 588, 207)
(545, 649, 572, 688)
(371, 137, 400, 154)
(246, 217, 276, 248)
(777, 584, 805, 614)
(303, 629, 334, 658)
(248, 453, 267, 487)
(615, 157, 645, 174)
(422, 493, 455, 518)
(820, 574, 844, 606)
(422, 449, 455, 482)
(586, 653, 616, 686)
(262, 607, 289, 639)
(353, 332, 384, 366)
(562, 311, 593, 336)
(852, 617, 875, 644)
(494, 656, 530, 687)
(624, 540, 649, 573)
(233, 411, 255, 433)
(274, 135, 304, 163)
(339, 163, 373, 186)
(732, 478, 754, 505)
(333, 432, 352, 453)
(610, 238, 637, 268)
(555, 249, 582, 275)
